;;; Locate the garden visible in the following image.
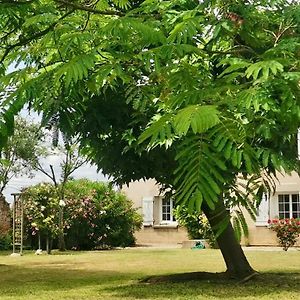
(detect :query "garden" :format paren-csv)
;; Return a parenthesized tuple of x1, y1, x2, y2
(0, 179, 142, 253)
(0, 0, 300, 295)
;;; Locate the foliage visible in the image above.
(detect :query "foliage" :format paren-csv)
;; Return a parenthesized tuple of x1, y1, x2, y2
(0, 117, 42, 193)
(0, 0, 299, 212)
(174, 207, 217, 248)
(0, 220, 11, 250)
(223, 174, 273, 243)
(268, 218, 300, 251)
(63, 179, 142, 249)
(0, 232, 11, 250)
(22, 182, 61, 240)
(22, 179, 142, 250)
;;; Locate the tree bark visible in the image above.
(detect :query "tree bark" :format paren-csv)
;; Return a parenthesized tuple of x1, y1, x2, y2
(58, 206, 66, 251)
(202, 199, 257, 280)
(46, 236, 53, 254)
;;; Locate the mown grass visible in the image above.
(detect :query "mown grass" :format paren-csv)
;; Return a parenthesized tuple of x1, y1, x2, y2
(0, 248, 299, 300)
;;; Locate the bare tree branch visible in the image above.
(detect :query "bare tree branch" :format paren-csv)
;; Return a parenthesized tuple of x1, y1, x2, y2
(35, 161, 57, 185)
(50, 164, 58, 186)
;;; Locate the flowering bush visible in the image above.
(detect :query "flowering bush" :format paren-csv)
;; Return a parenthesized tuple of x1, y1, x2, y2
(22, 179, 142, 250)
(63, 179, 142, 250)
(0, 223, 11, 250)
(268, 218, 300, 251)
(22, 183, 60, 252)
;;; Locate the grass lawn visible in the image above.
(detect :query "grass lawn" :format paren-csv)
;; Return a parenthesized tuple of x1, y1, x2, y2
(0, 248, 299, 300)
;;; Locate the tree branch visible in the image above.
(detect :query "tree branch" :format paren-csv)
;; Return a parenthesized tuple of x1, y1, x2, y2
(50, 164, 58, 186)
(0, 10, 74, 64)
(54, 0, 125, 16)
(0, 0, 35, 4)
(54, 0, 161, 19)
(35, 162, 57, 185)
(205, 46, 257, 56)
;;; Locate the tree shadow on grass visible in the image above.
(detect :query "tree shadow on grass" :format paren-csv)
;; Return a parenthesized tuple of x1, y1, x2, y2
(0, 264, 128, 297)
(105, 271, 300, 299)
(1, 263, 299, 299)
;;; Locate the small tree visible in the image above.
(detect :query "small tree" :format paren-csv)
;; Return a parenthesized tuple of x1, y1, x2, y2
(33, 129, 88, 251)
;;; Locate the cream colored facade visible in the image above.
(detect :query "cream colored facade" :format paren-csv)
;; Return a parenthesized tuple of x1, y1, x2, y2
(123, 173, 300, 247)
(246, 171, 300, 246)
(122, 179, 188, 245)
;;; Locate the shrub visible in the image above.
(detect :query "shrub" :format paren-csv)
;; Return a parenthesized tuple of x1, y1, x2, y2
(63, 179, 142, 249)
(22, 183, 61, 252)
(0, 232, 11, 250)
(268, 218, 300, 251)
(174, 207, 217, 248)
(22, 180, 142, 250)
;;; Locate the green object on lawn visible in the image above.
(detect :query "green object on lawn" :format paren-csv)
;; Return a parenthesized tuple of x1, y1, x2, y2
(192, 241, 205, 250)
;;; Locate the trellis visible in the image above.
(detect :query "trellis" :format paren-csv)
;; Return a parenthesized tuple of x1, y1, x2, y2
(11, 193, 23, 256)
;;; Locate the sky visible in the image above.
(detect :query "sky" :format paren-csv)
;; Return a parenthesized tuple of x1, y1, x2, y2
(4, 160, 108, 204)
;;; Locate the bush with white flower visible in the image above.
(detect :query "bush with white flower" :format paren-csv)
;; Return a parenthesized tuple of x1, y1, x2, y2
(22, 179, 142, 251)
(22, 183, 60, 249)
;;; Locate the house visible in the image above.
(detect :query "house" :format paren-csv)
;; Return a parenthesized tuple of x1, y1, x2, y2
(122, 179, 188, 245)
(246, 171, 300, 246)
(122, 173, 300, 247)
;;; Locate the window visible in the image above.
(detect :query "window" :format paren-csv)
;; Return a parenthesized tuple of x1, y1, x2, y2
(278, 194, 300, 219)
(160, 198, 176, 224)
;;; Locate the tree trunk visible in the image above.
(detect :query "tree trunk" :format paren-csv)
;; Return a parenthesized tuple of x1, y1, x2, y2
(46, 236, 52, 254)
(202, 200, 257, 280)
(46, 236, 49, 254)
(58, 206, 66, 251)
(38, 232, 41, 250)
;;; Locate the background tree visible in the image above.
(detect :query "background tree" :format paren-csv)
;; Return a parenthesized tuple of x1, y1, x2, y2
(0, 0, 299, 280)
(0, 117, 42, 197)
(33, 131, 89, 251)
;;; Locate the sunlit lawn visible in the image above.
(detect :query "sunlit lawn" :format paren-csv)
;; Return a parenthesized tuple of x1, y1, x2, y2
(0, 248, 299, 300)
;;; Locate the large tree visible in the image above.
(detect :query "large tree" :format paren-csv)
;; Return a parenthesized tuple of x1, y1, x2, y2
(0, 0, 300, 280)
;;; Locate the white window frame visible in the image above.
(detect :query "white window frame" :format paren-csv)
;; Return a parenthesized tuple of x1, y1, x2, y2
(159, 197, 177, 225)
(276, 193, 300, 219)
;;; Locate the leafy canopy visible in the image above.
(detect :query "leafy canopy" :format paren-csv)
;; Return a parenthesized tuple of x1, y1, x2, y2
(0, 0, 300, 216)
